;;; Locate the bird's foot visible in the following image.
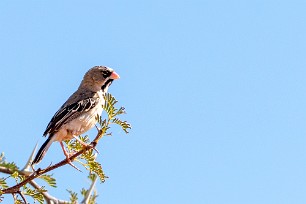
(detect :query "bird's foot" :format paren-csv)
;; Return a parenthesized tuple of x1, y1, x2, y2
(66, 158, 82, 172)
(60, 141, 81, 172)
(73, 136, 99, 154)
(88, 144, 100, 154)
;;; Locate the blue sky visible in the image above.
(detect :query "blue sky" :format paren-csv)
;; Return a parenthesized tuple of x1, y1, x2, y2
(1, 0, 306, 203)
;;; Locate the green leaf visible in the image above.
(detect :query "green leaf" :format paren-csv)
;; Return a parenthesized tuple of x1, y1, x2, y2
(81, 188, 87, 197)
(112, 118, 132, 133)
(88, 173, 97, 182)
(65, 135, 92, 153)
(14, 199, 23, 204)
(81, 176, 98, 204)
(67, 189, 78, 203)
(89, 194, 98, 204)
(39, 174, 57, 188)
(88, 161, 107, 183)
(102, 93, 118, 119)
(114, 106, 126, 116)
(0, 178, 8, 189)
(23, 185, 45, 204)
(11, 171, 19, 179)
(0, 161, 19, 172)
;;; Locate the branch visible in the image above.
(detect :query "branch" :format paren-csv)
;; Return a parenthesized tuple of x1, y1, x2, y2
(0, 165, 68, 203)
(0, 128, 103, 195)
(81, 174, 97, 204)
(29, 180, 67, 204)
(17, 190, 27, 204)
(0, 93, 131, 203)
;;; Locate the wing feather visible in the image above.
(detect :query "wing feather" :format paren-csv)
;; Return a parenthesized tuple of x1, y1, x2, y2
(43, 97, 98, 136)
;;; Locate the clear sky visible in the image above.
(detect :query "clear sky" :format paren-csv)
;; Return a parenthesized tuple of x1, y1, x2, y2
(0, 0, 306, 203)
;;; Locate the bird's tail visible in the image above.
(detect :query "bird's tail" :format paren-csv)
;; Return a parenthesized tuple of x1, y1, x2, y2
(32, 136, 54, 165)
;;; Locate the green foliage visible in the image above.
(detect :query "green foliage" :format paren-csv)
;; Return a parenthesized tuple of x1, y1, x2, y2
(0, 93, 131, 203)
(0, 178, 8, 189)
(100, 93, 132, 134)
(14, 199, 23, 204)
(88, 173, 97, 182)
(112, 118, 131, 133)
(68, 174, 98, 204)
(10, 171, 26, 186)
(81, 187, 98, 204)
(67, 189, 78, 204)
(0, 153, 19, 172)
(65, 138, 108, 183)
(11, 171, 19, 179)
(0, 154, 48, 203)
(39, 174, 57, 188)
(87, 160, 106, 183)
(102, 93, 118, 118)
(23, 185, 46, 204)
(65, 93, 131, 183)
(0, 153, 8, 190)
(80, 174, 98, 204)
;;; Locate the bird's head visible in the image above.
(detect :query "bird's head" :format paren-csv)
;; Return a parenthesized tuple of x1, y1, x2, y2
(81, 66, 120, 92)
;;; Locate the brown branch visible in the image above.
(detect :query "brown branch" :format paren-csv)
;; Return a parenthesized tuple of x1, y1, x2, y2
(1, 129, 103, 196)
(29, 180, 68, 204)
(17, 190, 27, 204)
(0, 166, 12, 174)
(0, 93, 128, 203)
(0, 165, 69, 203)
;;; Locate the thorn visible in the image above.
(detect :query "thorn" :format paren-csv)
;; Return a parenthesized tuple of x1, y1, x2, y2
(93, 153, 98, 160)
(48, 162, 53, 168)
(60, 141, 82, 172)
(92, 145, 100, 154)
(67, 160, 82, 172)
(30, 164, 36, 174)
(21, 143, 39, 175)
(81, 174, 98, 204)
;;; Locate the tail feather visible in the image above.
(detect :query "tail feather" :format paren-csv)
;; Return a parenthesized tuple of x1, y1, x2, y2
(32, 137, 54, 164)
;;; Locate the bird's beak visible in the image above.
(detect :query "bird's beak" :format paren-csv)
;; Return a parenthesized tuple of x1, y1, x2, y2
(110, 71, 120, 79)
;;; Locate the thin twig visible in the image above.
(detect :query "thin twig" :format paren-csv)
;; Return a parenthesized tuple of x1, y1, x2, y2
(81, 175, 98, 204)
(17, 190, 27, 204)
(29, 180, 68, 204)
(1, 129, 103, 195)
(0, 167, 68, 203)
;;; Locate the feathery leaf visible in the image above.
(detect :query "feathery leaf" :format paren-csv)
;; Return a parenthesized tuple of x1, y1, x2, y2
(39, 174, 57, 188)
(67, 189, 78, 203)
(112, 118, 132, 133)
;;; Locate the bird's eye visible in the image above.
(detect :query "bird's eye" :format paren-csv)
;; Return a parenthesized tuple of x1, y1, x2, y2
(101, 70, 111, 78)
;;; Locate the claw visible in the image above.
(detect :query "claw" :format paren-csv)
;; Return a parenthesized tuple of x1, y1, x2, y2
(72, 136, 99, 154)
(60, 142, 82, 172)
(67, 161, 82, 172)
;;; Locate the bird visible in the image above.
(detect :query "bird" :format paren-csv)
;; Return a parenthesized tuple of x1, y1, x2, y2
(32, 66, 120, 165)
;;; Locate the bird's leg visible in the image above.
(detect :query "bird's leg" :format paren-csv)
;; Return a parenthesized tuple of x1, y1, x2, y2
(60, 141, 73, 159)
(60, 142, 81, 172)
(72, 135, 100, 154)
(72, 135, 89, 146)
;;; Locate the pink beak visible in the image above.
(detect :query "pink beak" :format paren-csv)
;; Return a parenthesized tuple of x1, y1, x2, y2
(110, 71, 120, 79)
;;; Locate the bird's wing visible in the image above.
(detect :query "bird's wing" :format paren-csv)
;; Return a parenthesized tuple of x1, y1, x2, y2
(43, 97, 99, 136)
